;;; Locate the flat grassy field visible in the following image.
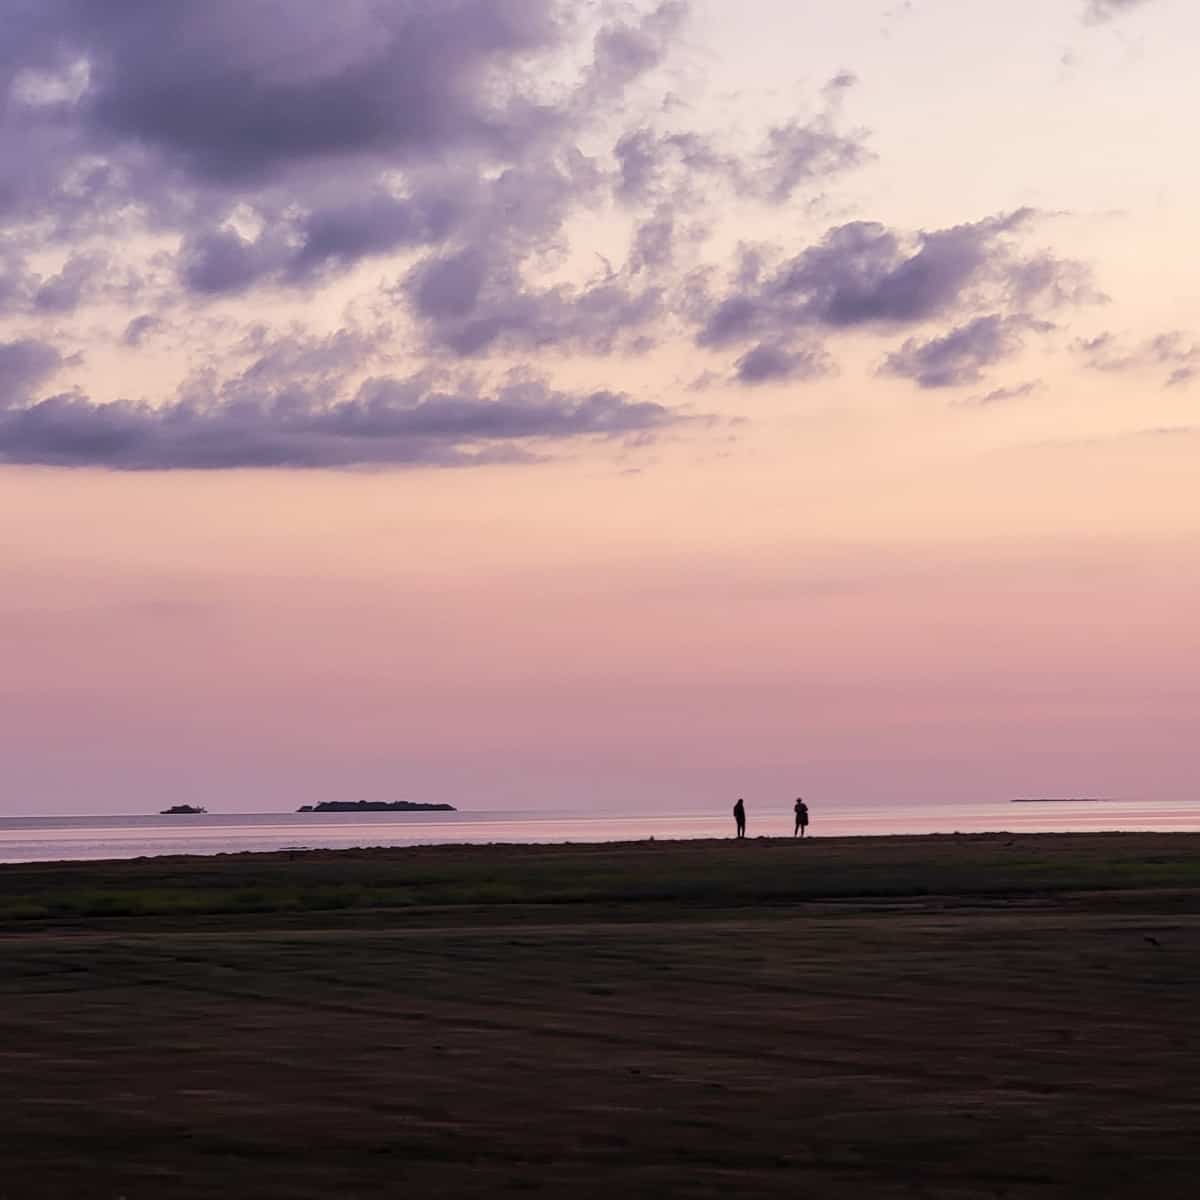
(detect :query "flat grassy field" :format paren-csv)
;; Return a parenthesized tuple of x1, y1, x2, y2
(2, 832, 1198, 1198)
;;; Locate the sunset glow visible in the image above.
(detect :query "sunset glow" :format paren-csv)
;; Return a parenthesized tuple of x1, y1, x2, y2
(2, 0, 1196, 813)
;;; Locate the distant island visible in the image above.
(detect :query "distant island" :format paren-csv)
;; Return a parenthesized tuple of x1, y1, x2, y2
(297, 801, 457, 813)
(160, 804, 207, 815)
(1011, 798, 1111, 804)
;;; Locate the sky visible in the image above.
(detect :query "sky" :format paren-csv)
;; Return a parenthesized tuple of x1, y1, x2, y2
(1, 0, 1197, 815)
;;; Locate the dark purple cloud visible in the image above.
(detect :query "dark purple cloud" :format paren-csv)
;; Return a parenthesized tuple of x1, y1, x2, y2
(0, 322, 687, 468)
(407, 258, 663, 358)
(400, 151, 662, 356)
(698, 212, 1039, 348)
(288, 188, 463, 281)
(0, 338, 61, 407)
(64, 0, 563, 183)
(882, 315, 1052, 389)
(0, 371, 681, 470)
(734, 342, 831, 385)
(693, 210, 1098, 388)
(174, 183, 470, 296)
(0, 1, 1119, 465)
(179, 231, 274, 296)
(696, 207, 1070, 348)
(576, 1, 689, 107)
(32, 254, 102, 313)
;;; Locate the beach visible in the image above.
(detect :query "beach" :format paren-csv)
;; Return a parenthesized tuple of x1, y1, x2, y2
(2, 832, 1198, 1198)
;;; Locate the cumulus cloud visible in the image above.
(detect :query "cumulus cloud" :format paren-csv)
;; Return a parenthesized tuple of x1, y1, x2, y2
(0, 1, 718, 470)
(0, 371, 681, 470)
(406, 248, 663, 357)
(691, 209, 1098, 388)
(576, 1, 690, 108)
(734, 342, 832, 385)
(33, 254, 105, 313)
(65, 0, 564, 184)
(698, 211, 1034, 348)
(0, 0, 1118, 465)
(0, 338, 62, 407)
(882, 316, 1052, 389)
(0, 320, 689, 468)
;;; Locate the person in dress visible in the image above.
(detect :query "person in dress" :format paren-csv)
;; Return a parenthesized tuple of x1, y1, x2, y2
(794, 797, 809, 838)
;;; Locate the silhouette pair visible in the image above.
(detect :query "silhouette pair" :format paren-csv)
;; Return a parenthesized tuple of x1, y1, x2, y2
(731, 797, 809, 838)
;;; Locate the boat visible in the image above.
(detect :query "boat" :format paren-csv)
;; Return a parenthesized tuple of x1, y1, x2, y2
(160, 804, 207, 815)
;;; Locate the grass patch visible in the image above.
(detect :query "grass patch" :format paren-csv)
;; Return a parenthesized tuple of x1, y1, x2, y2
(2, 832, 1199, 928)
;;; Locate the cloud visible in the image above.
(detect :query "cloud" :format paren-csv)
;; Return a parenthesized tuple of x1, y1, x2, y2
(691, 209, 1098, 388)
(612, 74, 868, 208)
(0, 1, 1123, 465)
(65, 0, 565, 184)
(179, 230, 278, 296)
(961, 380, 1042, 407)
(0, 338, 62, 407)
(1075, 330, 1200, 388)
(122, 315, 163, 347)
(406, 250, 664, 357)
(33, 254, 104, 313)
(174, 182, 473, 296)
(698, 211, 1035, 348)
(734, 342, 832, 385)
(576, 1, 690, 107)
(882, 315, 1052, 389)
(1082, 0, 1157, 25)
(0, 322, 688, 469)
(0, 370, 682, 470)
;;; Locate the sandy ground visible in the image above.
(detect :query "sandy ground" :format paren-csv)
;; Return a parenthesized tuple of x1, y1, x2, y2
(1, 834, 1198, 1198)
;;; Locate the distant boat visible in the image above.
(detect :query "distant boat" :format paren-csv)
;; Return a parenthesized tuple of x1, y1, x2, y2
(160, 804, 207, 815)
(297, 801, 456, 813)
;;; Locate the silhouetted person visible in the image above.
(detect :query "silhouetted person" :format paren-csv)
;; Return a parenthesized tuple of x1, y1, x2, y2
(733, 797, 746, 839)
(794, 798, 809, 838)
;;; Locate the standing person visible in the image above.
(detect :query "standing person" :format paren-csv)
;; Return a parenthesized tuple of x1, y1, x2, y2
(733, 797, 746, 839)
(794, 797, 809, 838)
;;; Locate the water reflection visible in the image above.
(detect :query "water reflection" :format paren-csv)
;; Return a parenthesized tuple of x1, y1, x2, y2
(1, 800, 1198, 864)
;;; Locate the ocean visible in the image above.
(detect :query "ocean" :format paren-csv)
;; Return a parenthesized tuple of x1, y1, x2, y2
(2, 798, 1198, 864)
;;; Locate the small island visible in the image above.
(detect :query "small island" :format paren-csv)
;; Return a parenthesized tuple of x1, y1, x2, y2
(160, 804, 207, 815)
(297, 801, 457, 813)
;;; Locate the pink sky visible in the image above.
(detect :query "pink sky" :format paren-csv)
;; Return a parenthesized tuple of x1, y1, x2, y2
(1, 1, 1197, 813)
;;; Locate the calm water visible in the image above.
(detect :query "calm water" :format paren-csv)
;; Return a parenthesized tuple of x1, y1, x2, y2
(1, 799, 1198, 863)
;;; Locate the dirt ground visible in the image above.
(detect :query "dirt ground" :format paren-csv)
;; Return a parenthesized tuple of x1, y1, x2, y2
(1, 835, 1198, 1198)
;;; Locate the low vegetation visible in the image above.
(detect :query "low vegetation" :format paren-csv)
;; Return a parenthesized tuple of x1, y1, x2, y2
(3, 832, 1200, 927)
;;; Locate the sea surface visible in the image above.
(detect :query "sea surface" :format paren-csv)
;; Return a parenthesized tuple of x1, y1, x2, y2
(1, 798, 1199, 864)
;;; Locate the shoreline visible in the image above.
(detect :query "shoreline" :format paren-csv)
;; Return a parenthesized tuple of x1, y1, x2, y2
(4, 819, 1200, 868)
(0, 824, 1194, 870)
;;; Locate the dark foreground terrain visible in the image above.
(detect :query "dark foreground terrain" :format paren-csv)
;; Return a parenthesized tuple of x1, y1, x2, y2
(2, 832, 1198, 1198)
